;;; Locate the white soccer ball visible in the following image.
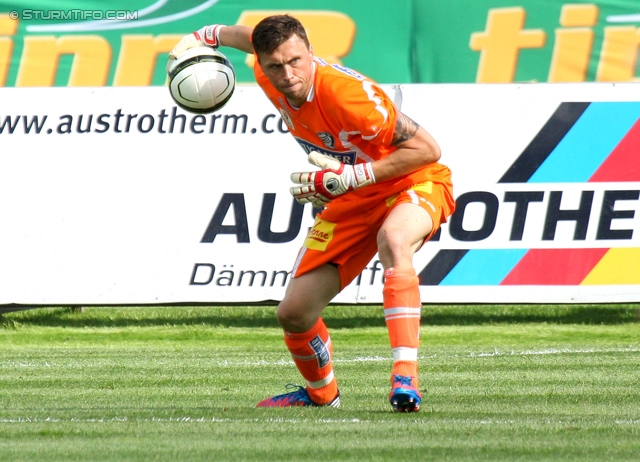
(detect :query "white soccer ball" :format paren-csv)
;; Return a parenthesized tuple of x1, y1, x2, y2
(167, 47, 235, 114)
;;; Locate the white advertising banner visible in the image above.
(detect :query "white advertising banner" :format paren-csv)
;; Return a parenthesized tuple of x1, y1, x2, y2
(1, 83, 639, 305)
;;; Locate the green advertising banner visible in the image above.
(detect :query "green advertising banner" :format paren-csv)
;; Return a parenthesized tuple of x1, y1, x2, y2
(414, 0, 640, 83)
(0, 0, 639, 86)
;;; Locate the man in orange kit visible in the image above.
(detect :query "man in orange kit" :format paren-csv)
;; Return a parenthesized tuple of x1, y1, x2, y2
(169, 14, 455, 412)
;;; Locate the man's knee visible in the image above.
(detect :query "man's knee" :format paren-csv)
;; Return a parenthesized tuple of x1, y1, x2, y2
(377, 229, 409, 262)
(276, 300, 317, 333)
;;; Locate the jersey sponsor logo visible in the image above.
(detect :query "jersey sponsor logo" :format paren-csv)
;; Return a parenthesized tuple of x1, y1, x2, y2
(304, 217, 336, 251)
(309, 335, 331, 368)
(317, 131, 335, 149)
(278, 108, 294, 131)
(294, 137, 357, 165)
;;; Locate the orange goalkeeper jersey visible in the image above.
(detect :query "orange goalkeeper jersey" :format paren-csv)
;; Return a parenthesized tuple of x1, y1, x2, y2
(254, 56, 452, 209)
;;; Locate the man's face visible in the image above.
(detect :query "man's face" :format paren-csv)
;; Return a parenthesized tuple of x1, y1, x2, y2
(258, 35, 314, 107)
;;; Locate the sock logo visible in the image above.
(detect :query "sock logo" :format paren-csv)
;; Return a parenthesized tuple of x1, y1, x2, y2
(309, 335, 330, 369)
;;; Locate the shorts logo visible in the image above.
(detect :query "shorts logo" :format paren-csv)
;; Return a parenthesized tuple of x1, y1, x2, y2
(317, 132, 335, 149)
(309, 335, 331, 368)
(411, 181, 433, 195)
(304, 217, 336, 251)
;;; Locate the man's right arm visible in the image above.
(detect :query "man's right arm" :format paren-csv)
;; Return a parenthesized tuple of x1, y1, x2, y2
(169, 24, 254, 60)
(219, 25, 254, 53)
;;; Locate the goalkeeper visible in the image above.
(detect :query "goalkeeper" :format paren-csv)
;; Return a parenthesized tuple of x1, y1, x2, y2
(169, 14, 455, 412)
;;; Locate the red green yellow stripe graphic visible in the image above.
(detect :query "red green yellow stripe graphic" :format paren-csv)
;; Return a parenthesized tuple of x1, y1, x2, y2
(420, 102, 640, 286)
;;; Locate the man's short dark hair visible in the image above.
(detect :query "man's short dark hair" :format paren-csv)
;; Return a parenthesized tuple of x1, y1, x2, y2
(252, 14, 310, 55)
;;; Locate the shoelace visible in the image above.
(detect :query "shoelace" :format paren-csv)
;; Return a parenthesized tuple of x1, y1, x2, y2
(393, 375, 414, 387)
(272, 385, 311, 404)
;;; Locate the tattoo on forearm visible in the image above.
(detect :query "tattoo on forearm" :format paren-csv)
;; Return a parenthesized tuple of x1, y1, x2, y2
(391, 112, 420, 146)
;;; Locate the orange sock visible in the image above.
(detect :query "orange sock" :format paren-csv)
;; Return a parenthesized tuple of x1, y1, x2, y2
(283, 318, 338, 405)
(383, 268, 421, 387)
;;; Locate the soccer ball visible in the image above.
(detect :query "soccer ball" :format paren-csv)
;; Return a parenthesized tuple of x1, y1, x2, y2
(167, 47, 235, 114)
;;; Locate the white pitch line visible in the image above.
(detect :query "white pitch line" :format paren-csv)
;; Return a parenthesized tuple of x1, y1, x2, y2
(466, 346, 640, 357)
(226, 346, 640, 366)
(1, 347, 639, 370)
(0, 416, 366, 424)
(2, 416, 639, 426)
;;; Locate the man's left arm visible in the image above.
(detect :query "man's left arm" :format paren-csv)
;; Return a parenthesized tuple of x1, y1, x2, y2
(369, 112, 441, 183)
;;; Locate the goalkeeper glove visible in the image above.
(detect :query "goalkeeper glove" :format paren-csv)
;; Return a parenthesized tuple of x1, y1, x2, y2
(290, 152, 376, 206)
(168, 24, 225, 61)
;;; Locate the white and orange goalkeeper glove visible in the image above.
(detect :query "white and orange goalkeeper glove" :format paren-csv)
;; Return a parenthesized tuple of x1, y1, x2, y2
(290, 152, 376, 207)
(168, 24, 225, 61)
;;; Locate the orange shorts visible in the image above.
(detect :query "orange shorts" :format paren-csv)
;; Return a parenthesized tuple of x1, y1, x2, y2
(291, 178, 455, 289)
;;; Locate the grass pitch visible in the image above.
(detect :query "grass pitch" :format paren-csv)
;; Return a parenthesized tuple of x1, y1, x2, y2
(1, 304, 639, 461)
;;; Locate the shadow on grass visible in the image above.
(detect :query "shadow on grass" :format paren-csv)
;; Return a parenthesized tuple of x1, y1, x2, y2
(1, 304, 639, 329)
(422, 304, 640, 326)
